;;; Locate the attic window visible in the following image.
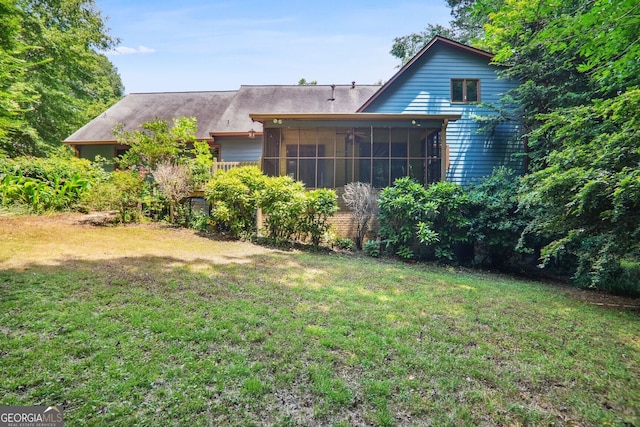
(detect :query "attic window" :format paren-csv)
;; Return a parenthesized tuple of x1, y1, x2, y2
(451, 79, 479, 103)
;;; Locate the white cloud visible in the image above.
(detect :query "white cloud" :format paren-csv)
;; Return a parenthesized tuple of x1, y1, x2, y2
(106, 45, 157, 56)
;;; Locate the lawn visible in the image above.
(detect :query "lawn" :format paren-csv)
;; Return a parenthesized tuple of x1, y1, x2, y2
(1, 214, 638, 426)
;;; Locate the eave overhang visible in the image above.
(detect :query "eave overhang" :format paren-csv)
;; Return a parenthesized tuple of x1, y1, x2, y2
(62, 137, 214, 146)
(250, 113, 461, 127)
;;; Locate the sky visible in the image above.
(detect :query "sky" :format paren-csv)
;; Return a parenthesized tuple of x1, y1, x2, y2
(97, 0, 452, 94)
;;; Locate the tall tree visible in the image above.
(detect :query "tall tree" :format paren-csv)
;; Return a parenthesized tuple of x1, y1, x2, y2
(481, 0, 640, 289)
(9, 0, 123, 156)
(479, 0, 596, 169)
(0, 0, 39, 156)
(389, 0, 503, 64)
(390, 24, 458, 65)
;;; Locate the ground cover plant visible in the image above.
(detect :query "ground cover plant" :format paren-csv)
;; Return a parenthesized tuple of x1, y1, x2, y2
(0, 214, 639, 426)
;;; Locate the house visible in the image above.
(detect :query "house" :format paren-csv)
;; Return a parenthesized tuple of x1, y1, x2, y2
(64, 36, 522, 186)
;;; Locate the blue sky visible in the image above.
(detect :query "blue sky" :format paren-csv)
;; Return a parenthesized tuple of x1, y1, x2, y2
(98, 0, 451, 94)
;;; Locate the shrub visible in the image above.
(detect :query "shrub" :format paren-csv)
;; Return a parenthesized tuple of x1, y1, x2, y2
(418, 181, 471, 262)
(378, 177, 429, 259)
(342, 182, 378, 250)
(260, 176, 306, 243)
(378, 178, 471, 262)
(331, 237, 355, 251)
(187, 209, 210, 232)
(0, 156, 101, 212)
(152, 161, 193, 224)
(467, 167, 530, 269)
(300, 188, 338, 247)
(205, 166, 266, 237)
(81, 169, 146, 223)
(363, 239, 381, 257)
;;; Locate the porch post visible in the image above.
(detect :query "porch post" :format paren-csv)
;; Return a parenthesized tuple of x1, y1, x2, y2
(441, 119, 448, 181)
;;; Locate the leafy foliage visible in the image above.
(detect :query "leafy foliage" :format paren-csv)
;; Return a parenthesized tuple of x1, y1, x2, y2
(116, 117, 198, 170)
(363, 239, 381, 257)
(205, 166, 338, 245)
(259, 176, 306, 243)
(417, 181, 471, 262)
(378, 178, 470, 261)
(467, 167, 529, 268)
(187, 139, 215, 187)
(81, 169, 146, 223)
(0, 155, 103, 212)
(300, 189, 338, 248)
(518, 90, 640, 293)
(378, 177, 430, 259)
(205, 166, 266, 238)
(0, 0, 40, 156)
(9, 0, 123, 155)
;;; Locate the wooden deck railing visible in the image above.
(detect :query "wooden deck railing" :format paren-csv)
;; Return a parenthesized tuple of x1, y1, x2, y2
(191, 160, 261, 197)
(210, 160, 260, 174)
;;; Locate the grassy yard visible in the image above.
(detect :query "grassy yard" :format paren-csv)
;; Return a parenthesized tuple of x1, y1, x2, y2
(1, 214, 638, 426)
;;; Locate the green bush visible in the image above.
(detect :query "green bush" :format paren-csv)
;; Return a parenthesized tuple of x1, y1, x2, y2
(81, 169, 146, 223)
(299, 188, 338, 247)
(331, 237, 355, 251)
(378, 178, 471, 262)
(206, 167, 338, 245)
(205, 166, 266, 238)
(363, 239, 381, 257)
(260, 176, 306, 243)
(0, 156, 102, 212)
(378, 177, 429, 259)
(467, 167, 529, 268)
(419, 181, 471, 262)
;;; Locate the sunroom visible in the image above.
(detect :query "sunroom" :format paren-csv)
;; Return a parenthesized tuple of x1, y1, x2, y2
(250, 113, 461, 189)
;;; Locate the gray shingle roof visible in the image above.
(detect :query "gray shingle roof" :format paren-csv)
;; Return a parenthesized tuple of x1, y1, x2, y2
(64, 91, 237, 142)
(213, 85, 381, 134)
(64, 84, 381, 143)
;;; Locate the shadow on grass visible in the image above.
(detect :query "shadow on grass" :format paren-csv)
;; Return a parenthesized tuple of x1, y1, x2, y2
(1, 252, 639, 426)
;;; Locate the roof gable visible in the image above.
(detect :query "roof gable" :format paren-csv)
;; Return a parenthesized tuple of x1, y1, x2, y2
(358, 36, 494, 112)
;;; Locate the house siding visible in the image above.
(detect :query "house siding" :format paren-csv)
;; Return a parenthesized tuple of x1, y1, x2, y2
(215, 137, 262, 162)
(362, 44, 522, 184)
(77, 145, 116, 171)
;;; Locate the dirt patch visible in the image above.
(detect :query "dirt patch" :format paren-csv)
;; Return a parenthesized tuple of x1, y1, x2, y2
(2, 212, 638, 312)
(0, 212, 277, 270)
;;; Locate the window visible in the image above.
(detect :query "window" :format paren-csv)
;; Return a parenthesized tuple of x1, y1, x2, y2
(451, 79, 479, 103)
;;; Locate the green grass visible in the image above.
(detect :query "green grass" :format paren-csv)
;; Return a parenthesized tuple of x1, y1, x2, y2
(0, 217, 639, 426)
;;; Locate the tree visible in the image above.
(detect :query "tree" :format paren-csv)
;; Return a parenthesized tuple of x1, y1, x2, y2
(472, 0, 640, 291)
(298, 78, 317, 85)
(518, 90, 640, 292)
(153, 161, 192, 224)
(0, 0, 40, 156)
(115, 117, 198, 170)
(389, 0, 504, 64)
(390, 25, 456, 65)
(9, 0, 123, 155)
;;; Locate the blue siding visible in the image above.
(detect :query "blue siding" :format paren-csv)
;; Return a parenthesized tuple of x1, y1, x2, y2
(363, 44, 522, 184)
(216, 136, 262, 162)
